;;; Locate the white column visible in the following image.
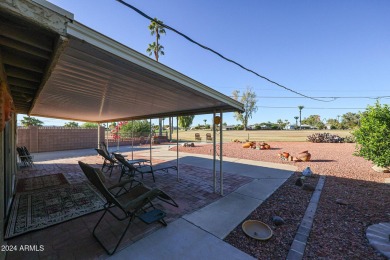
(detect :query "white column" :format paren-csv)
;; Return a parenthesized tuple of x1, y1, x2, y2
(213, 111, 217, 193)
(97, 123, 100, 149)
(131, 120, 134, 160)
(176, 116, 179, 181)
(116, 121, 119, 152)
(150, 119, 152, 165)
(219, 111, 223, 196)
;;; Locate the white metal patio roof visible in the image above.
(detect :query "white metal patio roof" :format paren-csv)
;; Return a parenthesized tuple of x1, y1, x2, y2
(29, 20, 244, 123)
(0, 0, 243, 122)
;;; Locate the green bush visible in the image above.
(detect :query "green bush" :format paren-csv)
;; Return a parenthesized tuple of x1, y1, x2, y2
(119, 120, 151, 137)
(352, 102, 390, 167)
(81, 122, 98, 128)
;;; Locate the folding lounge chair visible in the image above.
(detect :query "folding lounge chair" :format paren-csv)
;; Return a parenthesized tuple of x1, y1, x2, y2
(113, 153, 156, 182)
(17, 146, 34, 167)
(95, 148, 118, 176)
(100, 142, 111, 157)
(78, 161, 178, 255)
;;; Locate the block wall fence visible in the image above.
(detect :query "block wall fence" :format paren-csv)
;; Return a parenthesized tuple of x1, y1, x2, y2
(16, 127, 169, 153)
(17, 126, 105, 153)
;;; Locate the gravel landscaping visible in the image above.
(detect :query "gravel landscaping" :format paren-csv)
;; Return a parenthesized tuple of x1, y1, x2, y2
(170, 142, 390, 259)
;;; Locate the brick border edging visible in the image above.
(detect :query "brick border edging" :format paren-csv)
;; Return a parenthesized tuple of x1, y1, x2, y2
(286, 175, 326, 260)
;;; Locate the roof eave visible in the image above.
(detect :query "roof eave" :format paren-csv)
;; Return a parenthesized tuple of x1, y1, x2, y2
(65, 21, 244, 113)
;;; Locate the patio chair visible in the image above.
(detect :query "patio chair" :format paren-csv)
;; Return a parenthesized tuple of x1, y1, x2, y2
(195, 133, 201, 141)
(101, 142, 127, 158)
(16, 147, 32, 167)
(113, 153, 155, 183)
(78, 161, 178, 255)
(95, 148, 118, 176)
(17, 146, 34, 167)
(206, 133, 213, 142)
(100, 142, 111, 157)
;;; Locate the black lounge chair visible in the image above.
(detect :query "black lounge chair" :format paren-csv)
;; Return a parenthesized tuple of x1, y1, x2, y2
(113, 153, 155, 182)
(95, 148, 118, 176)
(17, 146, 34, 167)
(78, 161, 178, 255)
(100, 142, 111, 157)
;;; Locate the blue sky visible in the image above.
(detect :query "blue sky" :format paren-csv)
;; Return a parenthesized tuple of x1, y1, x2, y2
(19, 0, 390, 126)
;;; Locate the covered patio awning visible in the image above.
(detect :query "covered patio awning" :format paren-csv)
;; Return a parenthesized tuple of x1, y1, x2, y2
(0, 1, 244, 122)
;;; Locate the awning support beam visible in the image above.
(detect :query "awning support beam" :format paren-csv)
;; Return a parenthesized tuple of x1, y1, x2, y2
(219, 111, 223, 196)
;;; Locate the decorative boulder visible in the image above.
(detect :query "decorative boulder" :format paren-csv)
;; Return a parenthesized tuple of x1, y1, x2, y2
(242, 142, 251, 148)
(272, 216, 285, 226)
(295, 178, 303, 186)
(302, 183, 315, 191)
(302, 167, 313, 177)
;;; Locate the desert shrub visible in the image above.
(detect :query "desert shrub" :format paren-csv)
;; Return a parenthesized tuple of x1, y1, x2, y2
(307, 133, 344, 143)
(343, 135, 356, 143)
(353, 102, 390, 167)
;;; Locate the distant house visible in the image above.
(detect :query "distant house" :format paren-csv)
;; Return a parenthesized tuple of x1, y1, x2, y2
(223, 125, 235, 131)
(259, 124, 272, 130)
(286, 125, 297, 130)
(300, 124, 317, 130)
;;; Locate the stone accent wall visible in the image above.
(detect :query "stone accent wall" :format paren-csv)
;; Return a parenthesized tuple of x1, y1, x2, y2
(17, 126, 105, 153)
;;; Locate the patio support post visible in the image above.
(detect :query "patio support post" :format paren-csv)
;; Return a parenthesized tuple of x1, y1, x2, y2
(117, 121, 119, 152)
(169, 117, 172, 141)
(213, 110, 217, 193)
(150, 119, 152, 165)
(131, 120, 134, 160)
(219, 111, 223, 196)
(176, 116, 179, 181)
(97, 123, 100, 149)
(106, 123, 109, 152)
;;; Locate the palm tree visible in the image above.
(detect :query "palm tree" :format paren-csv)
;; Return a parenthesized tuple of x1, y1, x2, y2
(298, 106, 304, 129)
(294, 116, 299, 129)
(146, 18, 166, 61)
(147, 18, 166, 135)
(203, 119, 207, 127)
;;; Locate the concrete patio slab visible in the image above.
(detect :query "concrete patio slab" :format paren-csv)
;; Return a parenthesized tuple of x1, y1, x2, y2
(183, 192, 262, 239)
(234, 178, 289, 200)
(109, 218, 255, 260)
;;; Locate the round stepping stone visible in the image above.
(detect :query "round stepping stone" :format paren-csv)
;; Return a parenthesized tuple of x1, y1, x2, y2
(366, 222, 390, 259)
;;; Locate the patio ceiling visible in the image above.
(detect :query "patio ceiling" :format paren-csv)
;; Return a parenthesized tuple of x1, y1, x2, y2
(0, 1, 244, 123)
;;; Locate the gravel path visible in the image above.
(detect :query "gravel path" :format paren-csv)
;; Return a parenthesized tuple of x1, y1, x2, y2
(171, 142, 390, 259)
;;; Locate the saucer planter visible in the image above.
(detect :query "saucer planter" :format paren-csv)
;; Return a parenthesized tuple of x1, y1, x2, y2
(242, 220, 273, 240)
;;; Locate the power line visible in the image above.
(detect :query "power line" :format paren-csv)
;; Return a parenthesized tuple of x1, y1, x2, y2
(115, 0, 335, 103)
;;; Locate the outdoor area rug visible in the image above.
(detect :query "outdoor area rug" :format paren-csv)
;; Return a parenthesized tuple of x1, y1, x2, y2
(5, 183, 105, 239)
(16, 173, 69, 192)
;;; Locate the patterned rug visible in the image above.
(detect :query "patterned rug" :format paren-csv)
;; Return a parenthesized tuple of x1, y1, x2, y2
(16, 173, 69, 192)
(5, 183, 105, 239)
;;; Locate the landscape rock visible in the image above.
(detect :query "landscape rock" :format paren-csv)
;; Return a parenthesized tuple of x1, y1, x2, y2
(336, 199, 349, 205)
(302, 183, 315, 191)
(295, 178, 303, 187)
(372, 165, 390, 173)
(302, 167, 313, 177)
(272, 216, 285, 226)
